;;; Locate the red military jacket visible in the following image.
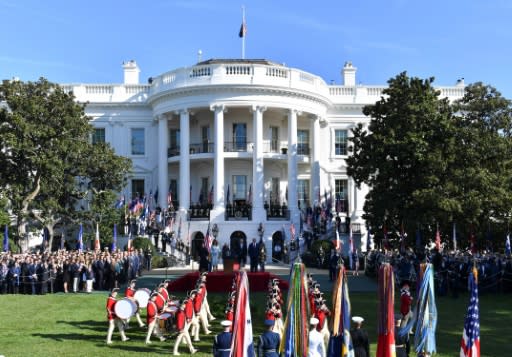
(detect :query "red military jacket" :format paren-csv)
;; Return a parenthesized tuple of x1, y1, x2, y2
(193, 293, 204, 314)
(400, 291, 413, 316)
(175, 309, 186, 331)
(125, 286, 135, 298)
(154, 293, 165, 313)
(160, 287, 169, 302)
(315, 309, 329, 331)
(106, 296, 117, 320)
(185, 299, 194, 321)
(147, 300, 158, 325)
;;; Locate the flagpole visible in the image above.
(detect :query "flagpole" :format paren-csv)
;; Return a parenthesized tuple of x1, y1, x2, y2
(241, 5, 246, 59)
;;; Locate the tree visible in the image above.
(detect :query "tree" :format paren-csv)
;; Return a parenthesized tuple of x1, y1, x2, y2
(347, 72, 457, 237)
(0, 78, 131, 251)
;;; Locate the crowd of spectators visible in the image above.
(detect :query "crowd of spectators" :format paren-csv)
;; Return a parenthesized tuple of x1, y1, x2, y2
(0, 248, 149, 295)
(365, 248, 512, 296)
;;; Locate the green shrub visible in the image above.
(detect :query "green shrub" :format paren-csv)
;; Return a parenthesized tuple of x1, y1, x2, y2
(132, 236, 156, 255)
(151, 255, 168, 268)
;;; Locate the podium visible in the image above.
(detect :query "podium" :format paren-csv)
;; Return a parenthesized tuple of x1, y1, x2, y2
(223, 258, 240, 273)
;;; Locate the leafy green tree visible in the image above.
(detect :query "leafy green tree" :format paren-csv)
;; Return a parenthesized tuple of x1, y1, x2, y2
(0, 78, 131, 251)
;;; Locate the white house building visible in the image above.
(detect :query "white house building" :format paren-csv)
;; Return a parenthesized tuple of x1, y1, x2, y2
(61, 59, 465, 260)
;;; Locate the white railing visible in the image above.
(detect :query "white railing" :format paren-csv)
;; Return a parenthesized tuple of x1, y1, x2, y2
(85, 85, 113, 94)
(225, 65, 252, 75)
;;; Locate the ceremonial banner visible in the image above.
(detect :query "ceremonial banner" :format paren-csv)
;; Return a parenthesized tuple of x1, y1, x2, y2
(376, 263, 395, 357)
(230, 271, 255, 357)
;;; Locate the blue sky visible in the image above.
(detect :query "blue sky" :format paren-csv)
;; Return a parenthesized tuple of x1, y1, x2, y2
(1, 0, 512, 97)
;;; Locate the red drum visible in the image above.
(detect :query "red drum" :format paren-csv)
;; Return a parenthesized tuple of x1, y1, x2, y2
(134, 288, 151, 308)
(114, 298, 137, 319)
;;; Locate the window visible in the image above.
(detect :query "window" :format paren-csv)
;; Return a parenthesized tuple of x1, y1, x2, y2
(334, 179, 348, 213)
(233, 123, 247, 151)
(92, 128, 105, 144)
(297, 130, 309, 155)
(335, 130, 348, 155)
(170, 129, 180, 150)
(169, 179, 178, 204)
(232, 175, 247, 201)
(200, 177, 209, 205)
(298, 179, 310, 208)
(131, 128, 145, 155)
(131, 179, 145, 200)
(270, 178, 280, 204)
(201, 126, 210, 153)
(270, 126, 279, 152)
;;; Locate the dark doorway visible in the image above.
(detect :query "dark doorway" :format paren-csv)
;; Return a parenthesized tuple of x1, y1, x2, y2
(230, 231, 247, 264)
(192, 232, 204, 261)
(272, 231, 284, 262)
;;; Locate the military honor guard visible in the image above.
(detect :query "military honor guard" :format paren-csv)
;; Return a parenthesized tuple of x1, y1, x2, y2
(173, 299, 197, 355)
(213, 320, 233, 357)
(257, 319, 281, 357)
(145, 293, 166, 344)
(308, 317, 326, 357)
(400, 280, 413, 327)
(350, 316, 370, 357)
(185, 290, 200, 341)
(105, 288, 129, 344)
(124, 279, 145, 328)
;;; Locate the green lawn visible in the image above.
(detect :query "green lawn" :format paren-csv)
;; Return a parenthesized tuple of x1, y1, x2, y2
(0, 290, 510, 356)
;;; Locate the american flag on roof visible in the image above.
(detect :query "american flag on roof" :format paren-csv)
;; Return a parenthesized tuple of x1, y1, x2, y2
(460, 267, 480, 357)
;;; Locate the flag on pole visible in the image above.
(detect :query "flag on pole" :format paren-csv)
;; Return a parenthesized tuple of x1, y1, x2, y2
(335, 226, 342, 252)
(230, 271, 255, 357)
(399, 224, 406, 254)
(238, 18, 247, 37)
(115, 194, 125, 209)
(414, 263, 438, 355)
(376, 263, 395, 357)
(3, 225, 8, 252)
(290, 223, 296, 241)
(280, 262, 309, 357)
(204, 222, 212, 254)
(226, 184, 231, 205)
(505, 233, 511, 257)
(208, 185, 214, 205)
(453, 222, 458, 251)
(94, 223, 100, 251)
(327, 265, 354, 357)
(247, 184, 252, 205)
(77, 224, 84, 252)
(366, 225, 372, 252)
(167, 190, 174, 210)
(460, 267, 480, 357)
(112, 224, 117, 252)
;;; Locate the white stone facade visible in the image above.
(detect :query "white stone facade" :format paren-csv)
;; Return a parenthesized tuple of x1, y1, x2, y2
(62, 59, 465, 260)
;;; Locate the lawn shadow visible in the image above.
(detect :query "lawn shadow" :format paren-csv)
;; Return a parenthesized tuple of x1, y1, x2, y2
(32, 332, 104, 342)
(56, 319, 106, 331)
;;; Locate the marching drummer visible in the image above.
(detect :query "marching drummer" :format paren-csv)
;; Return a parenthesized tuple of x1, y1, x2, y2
(106, 288, 129, 344)
(194, 284, 212, 336)
(145, 293, 167, 344)
(198, 273, 216, 322)
(125, 279, 145, 328)
(173, 299, 198, 355)
(185, 290, 200, 342)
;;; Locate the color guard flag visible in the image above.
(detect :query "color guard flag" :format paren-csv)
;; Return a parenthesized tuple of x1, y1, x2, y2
(453, 222, 458, 251)
(505, 233, 511, 257)
(230, 271, 255, 357)
(112, 224, 117, 252)
(460, 267, 480, 357)
(204, 222, 212, 254)
(94, 223, 101, 251)
(3, 225, 8, 252)
(435, 228, 441, 251)
(77, 224, 84, 252)
(239, 20, 247, 38)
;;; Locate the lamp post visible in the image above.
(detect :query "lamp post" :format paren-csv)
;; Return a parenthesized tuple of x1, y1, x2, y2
(212, 223, 219, 242)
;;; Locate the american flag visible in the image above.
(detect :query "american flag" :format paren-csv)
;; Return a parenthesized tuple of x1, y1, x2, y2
(289, 223, 296, 241)
(460, 267, 480, 357)
(203, 223, 212, 254)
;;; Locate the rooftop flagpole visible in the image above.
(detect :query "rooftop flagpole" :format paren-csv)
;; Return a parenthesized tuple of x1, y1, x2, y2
(239, 5, 246, 59)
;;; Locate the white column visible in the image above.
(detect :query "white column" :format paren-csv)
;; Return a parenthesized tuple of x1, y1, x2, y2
(157, 115, 169, 209)
(252, 106, 266, 221)
(287, 109, 299, 227)
(310, 115, 321, 207)
(212, 105, 225, 211)
(178, 110, 190, 214)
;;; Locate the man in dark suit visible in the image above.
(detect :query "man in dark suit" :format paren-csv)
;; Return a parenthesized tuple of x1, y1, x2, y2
(249, 238, 259, 272)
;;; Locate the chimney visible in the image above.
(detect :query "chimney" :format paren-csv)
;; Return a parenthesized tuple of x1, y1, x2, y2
(342, 61, 357, 86)
(123, 60, 140, 84)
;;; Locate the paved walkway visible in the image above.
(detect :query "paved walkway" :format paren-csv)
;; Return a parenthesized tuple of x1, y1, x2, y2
(140, 262, 377, 293)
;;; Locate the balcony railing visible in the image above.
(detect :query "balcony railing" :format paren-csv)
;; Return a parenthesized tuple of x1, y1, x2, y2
(265, 205, 290, 220)
(224, 141, 253, 152)
(188, 205, 211, 221)
(225, 203, 252, 220)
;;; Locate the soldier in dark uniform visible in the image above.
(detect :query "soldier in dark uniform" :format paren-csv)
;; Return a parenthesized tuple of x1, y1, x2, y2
(213, 320, 232, 357)
(257, 319, 281, 357)
(394, 314, 409, 357)
(350, 316, 369, 357)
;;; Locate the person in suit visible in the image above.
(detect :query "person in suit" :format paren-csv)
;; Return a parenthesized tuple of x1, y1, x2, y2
(249, 238, 259, 272)
(350, 316, 369, 357)
(257, 319, 281, 357)
(213, 320, 233, 357)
